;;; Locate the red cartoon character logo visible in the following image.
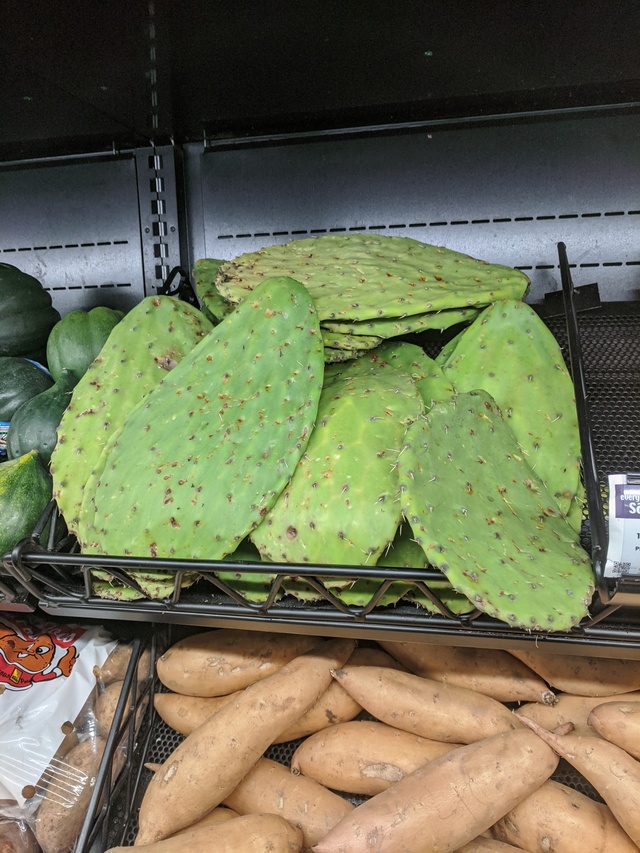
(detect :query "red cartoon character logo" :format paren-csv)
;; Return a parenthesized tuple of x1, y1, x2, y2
(0, 620, 79, 691)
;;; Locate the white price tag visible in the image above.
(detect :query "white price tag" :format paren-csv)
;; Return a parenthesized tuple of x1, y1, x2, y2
(604, 473, 640, 578)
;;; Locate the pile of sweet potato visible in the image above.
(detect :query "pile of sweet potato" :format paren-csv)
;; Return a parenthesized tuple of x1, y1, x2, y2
(109, 630, 640, 853)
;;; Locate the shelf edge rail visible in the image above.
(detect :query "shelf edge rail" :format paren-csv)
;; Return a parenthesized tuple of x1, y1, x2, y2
(557, 241, 638, 616)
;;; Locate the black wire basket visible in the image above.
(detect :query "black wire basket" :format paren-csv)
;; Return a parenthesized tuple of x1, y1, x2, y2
(4, 244, 640, 655)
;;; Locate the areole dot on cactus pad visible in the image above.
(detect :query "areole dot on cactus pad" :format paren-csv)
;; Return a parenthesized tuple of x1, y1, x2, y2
(397, 390, 595, 632)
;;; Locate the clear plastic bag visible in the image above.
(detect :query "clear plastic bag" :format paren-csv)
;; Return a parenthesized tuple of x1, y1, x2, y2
(0, 816, 40, 853)
(28, 640, 152, 853)
(0, 614, 119, 853)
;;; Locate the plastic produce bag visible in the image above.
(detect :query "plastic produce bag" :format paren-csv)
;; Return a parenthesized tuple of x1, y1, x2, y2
(0, 614, 116, 810)
(0, 816, 40, 852)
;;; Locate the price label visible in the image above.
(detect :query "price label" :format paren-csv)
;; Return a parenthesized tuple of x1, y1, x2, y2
(604, 473, 640, 577)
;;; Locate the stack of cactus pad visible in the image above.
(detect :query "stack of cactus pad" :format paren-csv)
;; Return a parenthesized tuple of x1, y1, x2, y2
(195, 233, 530, 361)
(50, 235, 595, 631)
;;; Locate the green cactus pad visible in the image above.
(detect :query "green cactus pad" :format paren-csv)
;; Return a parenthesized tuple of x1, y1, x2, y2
(320, 304, 480, 336)
(438, 299, 582, 520)
(90, 569, 199, 601)
(321, 329, 383, 352)
(368, 340, 456, 407)
(280, 577, 325, 602)
(397, 390, 594, 631)
(51, 296, 214, 535)
(204, 538, 280, 603)
(323, 346, 363, 364)
(213, 234, 530, 324)
(376, 522, 476, 615)
(87, 277, 324, 560)
(329, 578, 411, 608)
(250, 357, 424, 566)
(193, 258, 233, 322)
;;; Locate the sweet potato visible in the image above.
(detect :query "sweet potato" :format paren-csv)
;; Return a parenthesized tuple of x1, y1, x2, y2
(154, 645, 406, 741)
(508, 649, 640, 696)
(291, 719, 459, 795)
(517, 690, 640, 737)
(169, 807, 239, 836)
(274, 644, 408, 743)
(94, 679, 125, 736)
(34, 736, 106, 853)
(156, 629, 317, 696)
(21, 688, 101, 801)
(96, 644, 151, 687)
(135, 637, 355, 845)
(380, 641, 556, 704)
(223, 757, 353, 848)
(153, 690, 242, 736)
(0, 819, 39, 853)
(517, 713, 640, 846)
(491, 778, 640, 852)
(455, 839, 522, 852)
(109, 813, 303, 852)
(330, 665, 521, 743)
(588, 701, 640, 760)
(311, 728, 559, 853)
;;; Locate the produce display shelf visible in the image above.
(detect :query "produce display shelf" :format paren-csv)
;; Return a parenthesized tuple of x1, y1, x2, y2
(4, 248, 640, 655)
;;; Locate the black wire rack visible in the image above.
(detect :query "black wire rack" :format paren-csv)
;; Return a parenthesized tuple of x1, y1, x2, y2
(4, 244, 640, 655)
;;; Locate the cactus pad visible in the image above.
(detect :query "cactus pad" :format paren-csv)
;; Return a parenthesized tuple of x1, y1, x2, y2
(397, 390, 594, 631)
(86, 277, 324, 560)
(50, 296, 214, 535)
(320, 304, 480, 336)
(250, 356, 424, 566)
(438, 299, 582, 522)
(376, 522, 476, 615)
(212, 234, 530, 324)
(192, 258, 233, 322)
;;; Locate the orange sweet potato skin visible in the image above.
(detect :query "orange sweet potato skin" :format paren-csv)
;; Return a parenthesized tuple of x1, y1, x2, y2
(153, 690, 241, 735)
(156, 629, 317, 697)
(135, 637, 355, 846)
(110, 813, 303, 853)
(380, 641, 555, 704)
(291, 719, 459, 795)
(518, 691, 640, 738)
(34, 737, 107, 853)
(223, 757, 353, 848)
(153, 645, 407, 742)
(331, 665, 521, 743)
(312, 729, 559, 853)
(588, 701, 640, 760)
(491, 779, 640, 853)
(508, 650, 640, 697)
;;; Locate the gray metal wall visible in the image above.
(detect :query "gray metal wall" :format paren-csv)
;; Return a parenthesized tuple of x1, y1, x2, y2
(184, 110, 640, 304)
(1, 109, 639, 316)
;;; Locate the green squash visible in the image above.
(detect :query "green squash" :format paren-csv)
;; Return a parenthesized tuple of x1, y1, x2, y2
(0, 263, 61, 361)
(46, 305, 125, 383)
(0, 357, 54, 421)
(6, 369, 78, 465)
(0, 449, 53, 559)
